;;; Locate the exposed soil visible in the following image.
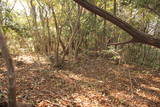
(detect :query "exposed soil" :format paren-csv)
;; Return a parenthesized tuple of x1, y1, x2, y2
(0, 54, 160, 107)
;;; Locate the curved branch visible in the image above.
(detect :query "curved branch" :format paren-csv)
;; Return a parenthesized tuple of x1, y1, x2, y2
(73, 0, 160, 49)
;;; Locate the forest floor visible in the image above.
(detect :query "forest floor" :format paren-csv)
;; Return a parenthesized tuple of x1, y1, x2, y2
(0, 53, 160, 107)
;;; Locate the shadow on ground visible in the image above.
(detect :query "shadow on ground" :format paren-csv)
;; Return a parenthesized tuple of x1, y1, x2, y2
(0, 55, 160, 107)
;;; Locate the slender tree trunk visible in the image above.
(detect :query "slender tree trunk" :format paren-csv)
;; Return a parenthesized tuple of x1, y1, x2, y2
(52, 8, 61, 67)
(113, 0, 117, 16)
(45, 9, 52, 54)
(30, 0, 41, 52)
(0, 0, 3, 25)
(39, 6, 47, 54)
(102, 1, 107, 50)
(74, 4, 82, 59)
(61, 3, 82, 61)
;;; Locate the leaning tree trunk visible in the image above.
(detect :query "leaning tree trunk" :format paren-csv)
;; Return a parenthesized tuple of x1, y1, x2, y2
(73, 0, 160, 49)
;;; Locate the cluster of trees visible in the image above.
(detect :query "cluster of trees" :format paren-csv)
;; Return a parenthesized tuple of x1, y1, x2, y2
(1, 0, 160, 68)
(0, 0, 160, 106)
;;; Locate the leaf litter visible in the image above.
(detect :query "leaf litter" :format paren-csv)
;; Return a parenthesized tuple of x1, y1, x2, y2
(0, 54, 160, 107)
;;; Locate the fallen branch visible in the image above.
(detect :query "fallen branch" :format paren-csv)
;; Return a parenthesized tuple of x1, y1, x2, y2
(107, 39, 136, 46)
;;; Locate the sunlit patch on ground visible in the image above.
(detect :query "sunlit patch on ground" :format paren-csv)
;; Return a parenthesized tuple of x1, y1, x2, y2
(14, 54, 49, 64)
(0, 74, 4, 79)
(0, 54, 160, 106)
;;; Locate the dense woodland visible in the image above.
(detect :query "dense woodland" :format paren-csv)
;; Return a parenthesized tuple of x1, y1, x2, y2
(0, 0, 160, 107)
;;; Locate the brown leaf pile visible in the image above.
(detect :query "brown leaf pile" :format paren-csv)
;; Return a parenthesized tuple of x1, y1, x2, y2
(0, 54, 160, 107)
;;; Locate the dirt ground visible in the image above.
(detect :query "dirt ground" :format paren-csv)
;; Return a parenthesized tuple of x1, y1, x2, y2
(0, 54, 160, 107)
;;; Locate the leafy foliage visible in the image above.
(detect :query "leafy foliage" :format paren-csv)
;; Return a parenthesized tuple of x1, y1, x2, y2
(1, 0, 160, 68)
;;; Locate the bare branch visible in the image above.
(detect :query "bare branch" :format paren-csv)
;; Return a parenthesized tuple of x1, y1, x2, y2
(143, 5, 160, 17)
(107, 39, 136, 46)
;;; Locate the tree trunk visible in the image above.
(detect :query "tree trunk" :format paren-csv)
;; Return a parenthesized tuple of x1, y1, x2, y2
(0, 30, 17, 107)
(73, 0, 160, 49)
(52, 7, 62, 67)
(113, 0, 117, 16)
(30, 0, 41, 52)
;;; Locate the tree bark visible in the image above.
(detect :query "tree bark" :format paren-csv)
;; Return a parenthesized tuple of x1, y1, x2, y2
(0, 30, 17, 107)
(73, 0, 160, 49)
